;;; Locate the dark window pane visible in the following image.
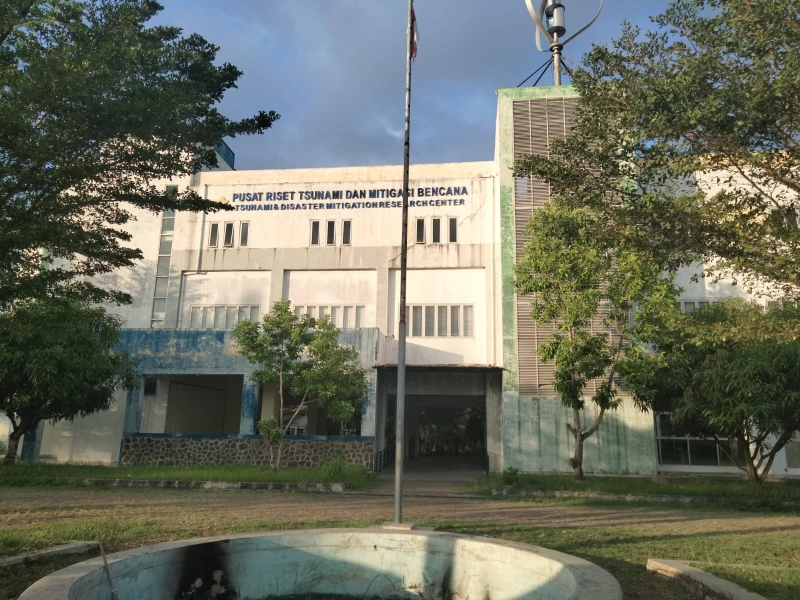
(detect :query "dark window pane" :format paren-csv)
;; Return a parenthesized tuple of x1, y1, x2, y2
(157, 256, 170, 276)
(412, 306, 422, 336)
(425, 306, 435, 336)
(342, 220, 351, 245)
(437, 306, 448, 336)
(143, 377, 157, 396)
(240, 222, 249, 247)
(209, 223, 219, 247)
(326, 220, 335, 245)
(161, 217, 174, 234)
(659, 439, 690, 465)
(449, 217, 457, 243)
(689, 440, 719, 466)
(718, 441, 743, 467)
(311, 221, 320, 245)
(432, 218, 441, 243)
(451, 306, 460, 336)
(165, 186, 178, 200)
(154, 277, 168, 298)
(159, 235, 173, 256)
(223, 223, 234, 247)
(416, 218, 425, 243)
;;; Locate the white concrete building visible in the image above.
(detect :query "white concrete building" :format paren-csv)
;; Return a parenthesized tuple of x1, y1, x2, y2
(13, 88, 800, 478)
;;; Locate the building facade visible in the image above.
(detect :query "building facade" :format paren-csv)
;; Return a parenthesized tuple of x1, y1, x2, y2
(9, 86, 800, 477)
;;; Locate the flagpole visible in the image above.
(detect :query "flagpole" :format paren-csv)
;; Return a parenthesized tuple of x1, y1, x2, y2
(394, 0, 414, 525)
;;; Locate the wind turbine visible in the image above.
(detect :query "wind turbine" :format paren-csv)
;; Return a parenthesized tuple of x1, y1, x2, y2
(525, 0, 604, 85)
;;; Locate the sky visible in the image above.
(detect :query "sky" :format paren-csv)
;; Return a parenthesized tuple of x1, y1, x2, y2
(155, 1, 671, 171)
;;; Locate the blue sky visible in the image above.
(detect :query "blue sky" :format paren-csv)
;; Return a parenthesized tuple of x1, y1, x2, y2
(155, 1, 671, 171)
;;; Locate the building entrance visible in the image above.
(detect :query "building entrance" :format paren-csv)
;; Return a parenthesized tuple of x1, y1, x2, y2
(375, 366, 503, 476)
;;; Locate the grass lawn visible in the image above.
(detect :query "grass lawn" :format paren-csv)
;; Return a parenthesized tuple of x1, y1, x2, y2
(0, 463, 377, 490)
(2, 487, 799, 600)
(473, 471, 800, 506)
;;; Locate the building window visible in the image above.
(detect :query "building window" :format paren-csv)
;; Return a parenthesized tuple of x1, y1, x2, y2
(437, 306, 448, 336)
(223, 222, 234, 247)
(240, 222, 249, 247)
(449, 217, 457, 243)
(406, 305, 474, 337)
(151, 208, 175, 328)
(209, 223, 219, 247)
(450, 306, 460, 336)
(310, 221, 320, 246)
(655, 413, 741, 467)
(411, 306, 422, 336)
(293, 305, 366, 328)
(143, 377, 157, 396)
(342, 220, 352, 245)
(342, 306, 351, 328)
(187, 305, 260, 330)
(463, 305, 474, 337)
(326, 220, 336, 245)
(416, 218, 425, 243)
(432, 218, 441, 243)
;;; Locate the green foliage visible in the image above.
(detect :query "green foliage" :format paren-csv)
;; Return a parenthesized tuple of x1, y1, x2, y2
(514, 203, 677, 478)
(0, 299, 139, 464)
(620, 299, 800, 483)
(256, 418, 281, 447)
(0, 0, 279, 307)
(234, 299, 315, 395)
(514, 0, 800, 298)
(295, 317, 368, 430)
(234, 299, 368, 463)
(500, 466, 520, 487)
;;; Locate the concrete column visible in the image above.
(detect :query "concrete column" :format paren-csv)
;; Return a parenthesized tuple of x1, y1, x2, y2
(270, 267, 287, 308)
(239, 380, 261, 435)
(359, 370, 378, 438)
(486, 370, 504, 472)
(20, 420, 44, 463)
(123, 384, 143, 434)
(375, 266, 389, 334)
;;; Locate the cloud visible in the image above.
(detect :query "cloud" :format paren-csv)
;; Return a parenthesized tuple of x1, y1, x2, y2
(155, 0, 668, 171)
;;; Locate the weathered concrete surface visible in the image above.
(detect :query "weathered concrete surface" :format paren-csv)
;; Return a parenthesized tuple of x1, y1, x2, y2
(20, 529, 622, 600)
(647, 559, 768, 600)
(1, 542, 99, 567)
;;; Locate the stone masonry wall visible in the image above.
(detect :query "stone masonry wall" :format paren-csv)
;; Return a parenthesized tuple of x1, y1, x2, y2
(121, 436, 374, 469)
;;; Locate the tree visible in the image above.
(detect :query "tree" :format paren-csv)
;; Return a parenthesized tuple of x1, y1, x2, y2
(514, 203, 677, 480)
(620, 298, 800, 484)
(514, 0, 800, 298)
(233, 300, 368, 470)
(0, 0, 279, 308)
(0, 300, 139, 465)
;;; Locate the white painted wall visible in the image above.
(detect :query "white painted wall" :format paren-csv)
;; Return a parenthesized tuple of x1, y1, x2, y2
(38, 389, 128, 464)
(386, 268, 486, 365)
(284, 270, 377, 327)
(179, 271, 272, 327)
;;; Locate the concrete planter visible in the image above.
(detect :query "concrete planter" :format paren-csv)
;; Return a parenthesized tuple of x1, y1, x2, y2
(20, 529, 621, 600)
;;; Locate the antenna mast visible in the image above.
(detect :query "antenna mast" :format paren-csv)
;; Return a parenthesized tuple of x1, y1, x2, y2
(525, 0, 604, 86)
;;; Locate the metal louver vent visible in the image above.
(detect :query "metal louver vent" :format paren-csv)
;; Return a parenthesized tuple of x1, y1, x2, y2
(512, 96, 620, 396)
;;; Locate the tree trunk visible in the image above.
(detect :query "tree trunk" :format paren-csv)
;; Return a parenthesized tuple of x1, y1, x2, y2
(276, 368, 284, 473)
(569, 405, 585, 481)
(2, 429, 22, 466)
(737, 435, 761, 484)
(275, 439, 284, 472)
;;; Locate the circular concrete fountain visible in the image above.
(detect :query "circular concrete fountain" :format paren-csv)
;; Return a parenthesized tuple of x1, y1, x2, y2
(19, 529, 622, 600)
